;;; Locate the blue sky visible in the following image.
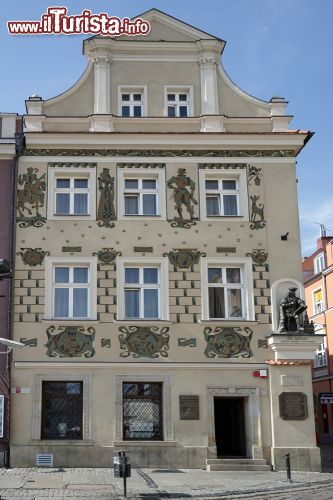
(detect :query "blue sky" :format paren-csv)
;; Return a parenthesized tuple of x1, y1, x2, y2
(1, 0, 332, 255)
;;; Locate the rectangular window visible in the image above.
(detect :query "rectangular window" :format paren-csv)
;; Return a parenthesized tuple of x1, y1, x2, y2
(202, 258, 254, 321)
(45, 257, 97, 320)
(313, 289, 324, 315)
(0, 395, 4, 438)
(207, 267, 243, 319)
(124, 267, 160, 319)
(124, 178, 158, 215)
(315, 339, 328, 368)
(117, 258, 169, 320)
(205, 178, 239, 216)
(118, 86, 147, 117)
(123, 382, 163, 441)
(314, 253, 325, 274)
(41, 381, 83, 440)
(164, 86, 193, 117)
(199, 169, 247, 220)
(47, 167, 96, 221)
(118, 168, 166, 220)
(55, 177, 89, 215)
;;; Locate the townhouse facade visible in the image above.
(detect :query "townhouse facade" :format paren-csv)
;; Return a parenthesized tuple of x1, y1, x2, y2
(10, 9, 323, 470)
(303, 236, 333, 442)
(0, 112, 21, 464)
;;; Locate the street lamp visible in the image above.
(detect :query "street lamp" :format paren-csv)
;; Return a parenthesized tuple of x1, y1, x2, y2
(0, 259, 11, 281)
(0, 338, 25, 354)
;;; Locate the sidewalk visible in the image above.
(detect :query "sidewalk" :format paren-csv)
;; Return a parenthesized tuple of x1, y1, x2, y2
(0, 467, 333, 499)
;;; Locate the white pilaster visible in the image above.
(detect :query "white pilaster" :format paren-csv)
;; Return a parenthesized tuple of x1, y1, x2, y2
(93, 54, 111, 115)
(199, 55, 219, 116)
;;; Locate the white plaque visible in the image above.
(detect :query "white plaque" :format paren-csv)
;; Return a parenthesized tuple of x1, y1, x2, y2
(281, 375, 303, 386)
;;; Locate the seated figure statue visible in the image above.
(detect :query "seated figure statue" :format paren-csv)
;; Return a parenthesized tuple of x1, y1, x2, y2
(278, 287, 307, 333)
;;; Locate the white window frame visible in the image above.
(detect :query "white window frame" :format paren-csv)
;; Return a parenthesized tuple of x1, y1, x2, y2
(201, 257, 254, 321)
(47, 167, 96, 221)
(118, 86, 147, 117)
(314, 337, 328, 368)
(313, 288, 324, 315)
(117, 257, 169, 321)
(118, 168, 166, 220)
(0, 395, 4, 438)
(45, 257, 97, 320)
(199, 169, 248, 221)
(164, 86, 193, 117)
(314, 253, 325, 274)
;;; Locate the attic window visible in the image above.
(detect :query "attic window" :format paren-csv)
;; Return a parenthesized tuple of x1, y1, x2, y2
(164, 86, 193, 117)
(119, 87, 147, 117)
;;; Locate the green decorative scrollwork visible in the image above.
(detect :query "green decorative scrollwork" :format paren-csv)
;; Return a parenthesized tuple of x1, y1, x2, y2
(45, 325, 95, 358)
(163, 249, 206, 270)
(250, 195, 266, 230)
(118, 325, 170, 358)
(92, 248, 121, 265)
(178, 338, 196, 347)
(248, 166, 262, 186)
(204, 326, 253, 358)
(17, 248, 50, 266)
(24, 149, 296, 158)
(246, 249, 268, 265)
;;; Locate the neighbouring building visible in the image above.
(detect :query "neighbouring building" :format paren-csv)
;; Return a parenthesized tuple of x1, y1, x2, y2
(10, 9, 323, 470)
(303, 235, 333, 442)
(0, 113, 21, 465)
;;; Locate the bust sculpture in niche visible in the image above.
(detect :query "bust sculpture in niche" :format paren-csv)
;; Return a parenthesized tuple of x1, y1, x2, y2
(278, 287, 314, 334)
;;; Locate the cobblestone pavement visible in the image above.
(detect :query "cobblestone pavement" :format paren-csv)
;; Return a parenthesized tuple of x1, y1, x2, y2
(0, 468, 333, 499)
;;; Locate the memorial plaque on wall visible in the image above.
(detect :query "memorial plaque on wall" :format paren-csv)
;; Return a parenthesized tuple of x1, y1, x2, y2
(279, 392, 307, 420)
(179, 395, 199, 420)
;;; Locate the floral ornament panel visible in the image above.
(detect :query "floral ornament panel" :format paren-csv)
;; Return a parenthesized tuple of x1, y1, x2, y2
(45, 325, 95, 358)
(245, 249, 268, 265)
(163, 249, 206, 270)
(248, 165, 262, 186)
(118, 325, 170, 358)
(92, 248, 121, 265)
(250, 195, 266, 230)
(17, 248, 50, 266)
(204, 326, 253, 358)
(16, 167, 47, 228)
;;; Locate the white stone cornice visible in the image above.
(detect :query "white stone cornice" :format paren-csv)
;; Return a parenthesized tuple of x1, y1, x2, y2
(267, 334, 325, 361)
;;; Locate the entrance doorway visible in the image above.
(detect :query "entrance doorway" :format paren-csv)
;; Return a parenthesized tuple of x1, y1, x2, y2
(214, 397, 247, 458)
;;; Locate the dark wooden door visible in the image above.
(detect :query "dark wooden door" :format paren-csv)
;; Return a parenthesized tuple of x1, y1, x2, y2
(214, 397, 246, 457)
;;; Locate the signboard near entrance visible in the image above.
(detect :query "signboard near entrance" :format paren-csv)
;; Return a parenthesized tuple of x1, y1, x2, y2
(179, 395, 199, 420)
(279, 392, 308, 420)
(320, 393, 333, 404)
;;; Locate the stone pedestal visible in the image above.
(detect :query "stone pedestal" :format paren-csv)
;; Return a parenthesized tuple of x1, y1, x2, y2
(267, 334, 324, 471)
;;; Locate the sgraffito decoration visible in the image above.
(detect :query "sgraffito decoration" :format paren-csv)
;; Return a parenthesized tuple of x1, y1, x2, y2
(163, 249, 206, 270)
(45, 326, 95, 358)
(204, 326, 253, 358)
(17, 248, 50, 266)
(118, 325, 170, 358)
(20, 338, 37, 347)
(25, 149, 296, 158)
(178, 338, 197, 347)
(247, 165, 262, 186)
(16, 167, 46, 228)
(92, 248, 121, 265)
(258, 339, 268, 349)
(101, 339, 111, 348)
(250, 195, 266, 230)
(97, 168, 116, 228)
(167, 168, 198, 228)
(246, 249, 268, 265)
